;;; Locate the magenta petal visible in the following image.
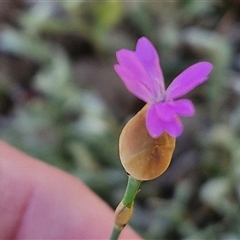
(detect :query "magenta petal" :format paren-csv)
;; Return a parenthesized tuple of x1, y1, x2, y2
(146, 105, 183, 138)
(114, 65, 152, 102)
(153, 99, 194, 121)
(160, 116, 183, 137)
(166, 62, 213, 100)
(170, 99, 195, 116)
(154, 102, 176, 121)
(135, 37, 165, 97)
(115, 49, 155, 102)
(146, 105, 164, 138)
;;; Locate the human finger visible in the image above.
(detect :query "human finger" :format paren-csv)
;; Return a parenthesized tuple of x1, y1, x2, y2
(0, 141, 141, 239)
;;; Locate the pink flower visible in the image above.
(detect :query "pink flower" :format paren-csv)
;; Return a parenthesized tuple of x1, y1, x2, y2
(114, 37, 213, 138)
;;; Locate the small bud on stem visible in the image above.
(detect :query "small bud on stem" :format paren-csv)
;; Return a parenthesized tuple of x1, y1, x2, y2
(115, 201, 133, 228)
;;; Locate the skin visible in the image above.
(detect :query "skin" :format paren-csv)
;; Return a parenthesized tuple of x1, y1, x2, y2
(0, 141, 141, 239)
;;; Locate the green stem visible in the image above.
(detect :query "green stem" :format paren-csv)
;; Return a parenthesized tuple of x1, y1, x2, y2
(122, 176, 142, 208)
(110, 176, 142, 240)
(110, 225, 122, 240)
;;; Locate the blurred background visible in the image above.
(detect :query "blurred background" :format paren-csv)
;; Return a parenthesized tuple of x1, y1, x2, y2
(0, 1, 240, 239)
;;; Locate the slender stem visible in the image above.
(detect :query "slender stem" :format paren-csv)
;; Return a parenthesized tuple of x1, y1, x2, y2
(110, 176, 142, 240)
(110, 225, 122, 240)
(122, 176, 141, 208)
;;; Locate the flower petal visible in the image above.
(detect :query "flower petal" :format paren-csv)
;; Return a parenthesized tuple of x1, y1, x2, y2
(160, 116, 183, 137)
(114, 64, 152, 102)
(146, 104, 183, 138)
(152, 99, 194, 121)
(170, 99, 195, 116)
(146, 105, 164, 138)
(154, 102, 176, 121)
(135, 37, 165, 98)
(115, 49, 155, 102)
(166, 62, 213, 100)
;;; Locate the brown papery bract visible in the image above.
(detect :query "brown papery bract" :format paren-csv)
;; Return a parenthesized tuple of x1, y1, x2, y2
(119, 104, 176, 181)
(115, 201, 133, 228)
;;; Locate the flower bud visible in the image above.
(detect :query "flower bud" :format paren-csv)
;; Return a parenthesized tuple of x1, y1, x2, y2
(114, 201, 133, 228)
(119, 104, 176, 181)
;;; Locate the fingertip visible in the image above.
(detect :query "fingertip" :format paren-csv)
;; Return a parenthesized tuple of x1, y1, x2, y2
(0, 141, 141, 239)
